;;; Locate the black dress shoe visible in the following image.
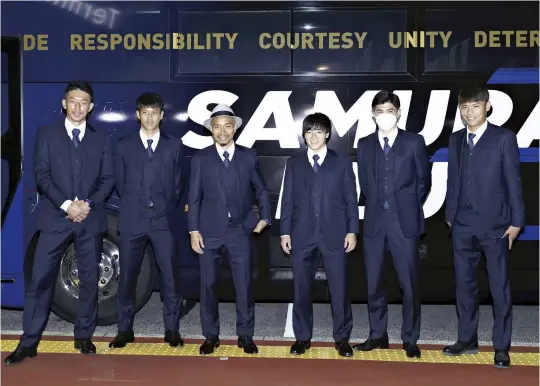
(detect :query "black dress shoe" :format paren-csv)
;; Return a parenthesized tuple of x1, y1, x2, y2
(352, 334, 389, 351)
(237, 336, 258, 354)
(442, 341, 479, 356)
(4, 344, 37, 365)
(494, 350, 511, 368)
(164, 331, 184, 347)
(109, 331, 135, 348)
(403, 343, 421, 358)
(199, 337, 220, 355)
(290, 340, 311, 355)
(335, 341, 353, 357)
(74, 339, 96, 355)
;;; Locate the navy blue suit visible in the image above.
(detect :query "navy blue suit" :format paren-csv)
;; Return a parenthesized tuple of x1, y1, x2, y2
(280, 148, 359, 342)
(446, 123, 525, 351)
(188, 144, 270, 338)
(114, 131, 185, 333)
(356, 129, 430, 344)
(22, 120, 114, 348)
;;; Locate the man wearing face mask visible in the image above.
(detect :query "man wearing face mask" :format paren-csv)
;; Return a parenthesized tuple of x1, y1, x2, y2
(353, 90, 431, 359)
(444, 87, 524, 369)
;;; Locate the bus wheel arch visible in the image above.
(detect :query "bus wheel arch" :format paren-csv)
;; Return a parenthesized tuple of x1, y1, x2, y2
(23, 211, 157, 326)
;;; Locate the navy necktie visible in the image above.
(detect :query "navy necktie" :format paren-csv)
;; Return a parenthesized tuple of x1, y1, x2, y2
(223, 151, 230, 168)
(72, 128, 81, 149)
(468, 133, 476, 150)
(383, 137, 390, 210)
(312, 154, 320, 172)
(147, 139, 154, 158)
(383, 137, 390, 154)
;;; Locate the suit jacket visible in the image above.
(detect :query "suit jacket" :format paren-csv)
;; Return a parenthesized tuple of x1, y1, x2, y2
(445, 123, 525, 238)
(114, 131, 185, 235)
(187, 144, 271, 238)
(280, 148, 359, 251)
(34, 120, 115, 233)
(356, 129, 431, 238)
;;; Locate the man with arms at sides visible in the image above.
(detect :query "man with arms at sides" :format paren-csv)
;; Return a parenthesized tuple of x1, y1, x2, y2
(353, 90, 430, 359)
(444, 86, 524, 369)
(109, 93, 185, 349)
(5, 81, 115, 364)
(188, 104, 271, 355)
(280, 113, 358, 357)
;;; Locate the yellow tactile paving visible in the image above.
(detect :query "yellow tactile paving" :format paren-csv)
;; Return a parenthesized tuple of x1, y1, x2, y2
(0, 339, 538, 366)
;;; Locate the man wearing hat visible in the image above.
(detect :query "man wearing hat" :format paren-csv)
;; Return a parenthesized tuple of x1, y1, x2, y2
(188, 104, 271, 355)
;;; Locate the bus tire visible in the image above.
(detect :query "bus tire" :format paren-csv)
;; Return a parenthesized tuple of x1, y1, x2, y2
(24, 211, 157, 326)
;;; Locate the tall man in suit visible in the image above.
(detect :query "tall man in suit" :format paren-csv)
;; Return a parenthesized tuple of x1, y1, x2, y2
(280, 113, 358, 357)
(353, 90, 430, 359)
(188, 104, 271, 355)
(444, 86, 524, 368)
(5, 81, 115, 365)
(110, 93, 185, 348)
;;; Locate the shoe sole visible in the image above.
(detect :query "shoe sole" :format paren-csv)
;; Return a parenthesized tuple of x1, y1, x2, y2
(442, 349, 479, 357)
(200, 343, 220, 355)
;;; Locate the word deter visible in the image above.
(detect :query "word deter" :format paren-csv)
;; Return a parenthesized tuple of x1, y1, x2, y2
(475, 30, 539, 47)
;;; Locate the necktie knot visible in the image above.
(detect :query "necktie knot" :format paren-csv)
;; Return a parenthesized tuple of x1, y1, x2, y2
(223, 151, 230, 160)
(313, 154, 320, 163)
(383, 137, 390, 154)
(468, 133, 476, 149)
(146, 139, 154, 158)
(71, 128, 81, 148)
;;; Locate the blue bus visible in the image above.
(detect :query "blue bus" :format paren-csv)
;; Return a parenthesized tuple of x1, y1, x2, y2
(1, 1, 538, 326)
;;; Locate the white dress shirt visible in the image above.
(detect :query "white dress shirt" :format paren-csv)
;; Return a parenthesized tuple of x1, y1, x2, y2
(377, 128, 399, 150)
(60, 118, 87, 212)
(216, 142, 235, 161)
(307, 145, 327, 166)
(466, 120, 488, 146)
(140, 129, 160, 150)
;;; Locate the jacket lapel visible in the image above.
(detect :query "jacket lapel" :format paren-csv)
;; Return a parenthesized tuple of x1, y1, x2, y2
(456, 129, 466, 180)
(370, 133, 379, 187)
(391, 129, 407, 181)
(56, 122, 74, 191)
(212, 146, 228, 204)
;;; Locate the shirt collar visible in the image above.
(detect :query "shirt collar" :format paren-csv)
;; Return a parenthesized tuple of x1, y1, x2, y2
(378, 127, 399, 143)
(216, 142, 235, 158)
(307, 145, 327, 162)
(140, 129, 160, 145)
(65, 118, 86, 135)
(467, 120, 488, 139)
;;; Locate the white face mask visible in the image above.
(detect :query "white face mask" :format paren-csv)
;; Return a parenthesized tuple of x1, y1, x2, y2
(375, 113, 398, 133)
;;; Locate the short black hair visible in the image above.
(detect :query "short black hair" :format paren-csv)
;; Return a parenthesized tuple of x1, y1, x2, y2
(371, 90, 400, 110)
(458, 86, 489, 105)
(64, 80, 94, 102)
(302, 113, 332, 137)
(136, 93, 164, 111)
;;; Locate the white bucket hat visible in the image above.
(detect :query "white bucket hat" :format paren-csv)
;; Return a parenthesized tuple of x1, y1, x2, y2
(203, 104, 243, 130)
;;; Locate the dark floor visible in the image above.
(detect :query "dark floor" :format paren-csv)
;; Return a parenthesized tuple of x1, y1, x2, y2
(2, 337, 539, 386)
(2, 351, 538, 386)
